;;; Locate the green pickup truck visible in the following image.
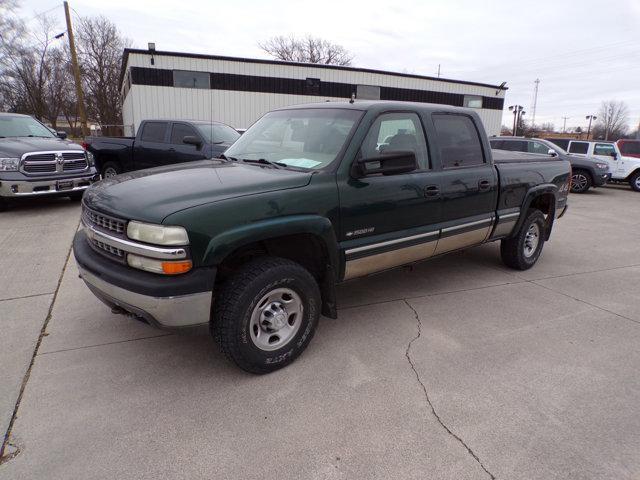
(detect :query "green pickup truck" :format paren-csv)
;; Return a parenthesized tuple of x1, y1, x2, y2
(73, 101, 570, 373)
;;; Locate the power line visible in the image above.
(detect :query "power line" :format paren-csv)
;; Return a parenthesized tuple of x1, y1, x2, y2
(22, 3, 63, 22)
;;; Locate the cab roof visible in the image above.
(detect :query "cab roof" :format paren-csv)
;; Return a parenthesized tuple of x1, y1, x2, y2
(272, 100, 478, 115)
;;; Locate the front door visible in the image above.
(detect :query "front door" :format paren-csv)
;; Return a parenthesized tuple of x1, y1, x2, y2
(169, 122, 207, 165)
(134, 121, 170, 170)
(338, 111, 442, 280)
(593, 142, 623, 177)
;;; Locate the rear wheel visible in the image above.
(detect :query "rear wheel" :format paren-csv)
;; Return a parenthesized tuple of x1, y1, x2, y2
(101, 161, 121, 179)
(629, 171, 640, 192)
(500, 209, 546, 270)
(211, 256, 321, 374)
(570, 169, 592, 193)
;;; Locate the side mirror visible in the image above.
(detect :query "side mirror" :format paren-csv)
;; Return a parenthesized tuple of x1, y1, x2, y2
(610, 151, 618, 159)
(354, 150, 417, 177)
(548, 149, 557, 157)
(56, 131, 68, 140)
(183, 135, 202, 148)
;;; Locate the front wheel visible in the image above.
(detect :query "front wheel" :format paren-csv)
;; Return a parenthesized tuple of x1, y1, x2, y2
(570, 169, 592, 193)
(211, 256, 321, 374)
(101, 161, 121, 179)
(500, 209, 546, 270)
(629, 171, 640, 192)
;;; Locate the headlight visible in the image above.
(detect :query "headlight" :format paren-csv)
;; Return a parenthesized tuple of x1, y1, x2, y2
(127, 253, 192, 275)
(85, 151, 95, 167)
(0, 158, 19, 171)
(595, 162, 609, 170)
(126, 221, 189, 245)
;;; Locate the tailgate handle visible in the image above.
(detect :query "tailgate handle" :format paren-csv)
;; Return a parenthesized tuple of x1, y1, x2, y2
(478, 179, 491, 191)
(424, 185, 440, 197)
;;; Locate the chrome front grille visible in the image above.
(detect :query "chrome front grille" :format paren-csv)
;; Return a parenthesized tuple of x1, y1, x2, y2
(90, 237, 125, 258)
(21, 150, 88, 175)
(83, 207, 126, 235)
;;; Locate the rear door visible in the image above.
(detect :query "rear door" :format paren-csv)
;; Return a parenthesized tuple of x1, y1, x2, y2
(134, 121, 170, 170)
(169, 122, 207, 164)
(428, 113, 498, 255)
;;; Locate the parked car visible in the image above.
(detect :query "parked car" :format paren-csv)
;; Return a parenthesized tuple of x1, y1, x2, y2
(73, 101, 570, 373)
(84, 119, 241, 178)
(0, 112, 99, 210)
(490, 136, 610, 193)
(546, 138, 640, 192)
(617, 139, 640, 159)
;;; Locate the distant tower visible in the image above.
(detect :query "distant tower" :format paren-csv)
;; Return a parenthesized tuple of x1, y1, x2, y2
(531, 79, 540, 127)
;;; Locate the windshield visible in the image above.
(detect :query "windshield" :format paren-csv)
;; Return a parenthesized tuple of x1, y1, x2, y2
(195, 123, 241, 144)
(224, 108, 362, 170)
(0, 115, 55, 138)
(619, 141, 640, 155)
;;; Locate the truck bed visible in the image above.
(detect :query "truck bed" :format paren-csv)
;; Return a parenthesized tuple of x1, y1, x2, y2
(491, 149, 562, 164)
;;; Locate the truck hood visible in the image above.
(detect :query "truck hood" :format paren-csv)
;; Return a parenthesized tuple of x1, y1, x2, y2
(83, 160, 313, 222)
(0, 136, 83, 156)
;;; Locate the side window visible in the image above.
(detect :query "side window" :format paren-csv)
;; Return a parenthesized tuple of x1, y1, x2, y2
(173, 70, 210, 89)
(489, 140, 503, 149)
(501, 140, 526, 152)
(359, 112, 429, 169)
(593, 143, 615, 156)
(170, 123, 198, 144)
(140, 122, 168, 143)
(568, 142, 589, 154)
(529, 141, 551, 155)
(432, 114, 485, 168)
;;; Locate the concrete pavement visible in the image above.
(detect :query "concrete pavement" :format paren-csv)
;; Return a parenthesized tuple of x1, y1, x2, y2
(1, 186, 639, 479)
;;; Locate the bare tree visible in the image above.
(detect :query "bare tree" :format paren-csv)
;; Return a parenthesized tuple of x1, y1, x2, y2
(259, 35, 353, 66)
(76, 16, 130, 136)
(593, 100, 629, 141)
(0, 0, 26, 110)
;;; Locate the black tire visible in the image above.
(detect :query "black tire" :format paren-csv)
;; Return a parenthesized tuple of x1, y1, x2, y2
(629, 171, 640, 192)
(0, 196, 8, 212)
(211, 256, 321, 374)
(570, 169, 592, 193)
(101, 161, 121, 179)
(500, 209, 546, 270)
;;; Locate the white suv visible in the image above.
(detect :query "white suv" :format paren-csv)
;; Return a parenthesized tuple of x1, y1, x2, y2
(558, 140, 640, 192)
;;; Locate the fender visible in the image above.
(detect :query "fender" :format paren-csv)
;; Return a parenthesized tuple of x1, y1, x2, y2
(513, 183, 558, 240)
(202, 214, 340, 278)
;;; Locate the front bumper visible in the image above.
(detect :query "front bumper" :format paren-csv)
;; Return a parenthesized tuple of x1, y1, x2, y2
(594, 172, 611, 187)
(73, 230, 215, 329)
(0, 172, 100, 197)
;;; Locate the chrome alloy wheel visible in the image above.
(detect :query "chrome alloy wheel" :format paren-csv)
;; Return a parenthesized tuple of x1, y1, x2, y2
(571, 173, 588, 191)
(523, 223, 540, 258)
(103, 167, 118, 178)
(249, 288, 303, 351)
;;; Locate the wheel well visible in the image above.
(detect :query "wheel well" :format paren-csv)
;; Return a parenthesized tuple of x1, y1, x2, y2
(625, 168, 640, 181)
(95, 154, 120, 172)
(528, 193, 556, 239)
(216, 233, 330, 286)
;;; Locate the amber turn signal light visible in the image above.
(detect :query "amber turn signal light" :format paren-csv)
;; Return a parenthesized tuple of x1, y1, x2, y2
(161, 260, 193, 275)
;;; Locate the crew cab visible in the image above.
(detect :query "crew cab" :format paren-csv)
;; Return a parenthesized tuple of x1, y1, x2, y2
(546, 138, 640, 192)
(85, 119, 240, 178)
(73, 101, 570, 373)
(490, 136, 610, 193)
(0, 113, 99, 210)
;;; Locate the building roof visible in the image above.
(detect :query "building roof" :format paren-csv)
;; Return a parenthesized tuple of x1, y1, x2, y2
(121, 48, 508, 92)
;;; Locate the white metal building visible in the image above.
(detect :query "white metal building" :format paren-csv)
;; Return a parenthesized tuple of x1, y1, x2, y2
(120, 48, 507, 136)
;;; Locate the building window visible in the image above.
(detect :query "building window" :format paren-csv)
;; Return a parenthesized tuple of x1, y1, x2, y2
(463, 95, 483, 109)
(357, 85, 381, 100)
(173, 70, 210, 89)
(304, 78, 320, 95)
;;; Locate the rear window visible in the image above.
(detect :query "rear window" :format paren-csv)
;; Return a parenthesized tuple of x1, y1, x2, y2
(619, 141, 640, 155)
(500, 140, 527, 152)
(489, 139, 503, 149)
(568, 142, 589, 154)
(140, 122, 168, 142)
(432, 114, 484, 168)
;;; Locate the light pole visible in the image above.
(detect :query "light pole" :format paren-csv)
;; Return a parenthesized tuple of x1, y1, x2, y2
(586, 115, 597, 139)
(509, 105, 525, 136)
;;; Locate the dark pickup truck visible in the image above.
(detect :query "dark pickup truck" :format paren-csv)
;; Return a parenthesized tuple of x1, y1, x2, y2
(73, 101, 570, 373)
(0, 112, 99, 209)
(85, 119, 240, 178)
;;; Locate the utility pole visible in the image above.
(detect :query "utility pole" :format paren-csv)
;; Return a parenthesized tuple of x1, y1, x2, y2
(509, 105, 525, 136)
(64, 1, 88, 137)
(586, 114, 597, 139)
(561, 116, 569, 133)
(531, 78, 540, 127)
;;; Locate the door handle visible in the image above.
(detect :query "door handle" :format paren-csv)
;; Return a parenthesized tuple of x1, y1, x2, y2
(478, 179, 491, 191)
(424, 185, 440, 197)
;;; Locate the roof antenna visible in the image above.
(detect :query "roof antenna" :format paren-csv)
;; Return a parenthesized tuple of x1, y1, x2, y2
(349, 92, 355, 104)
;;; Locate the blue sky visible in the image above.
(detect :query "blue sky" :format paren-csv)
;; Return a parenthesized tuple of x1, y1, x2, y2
(19, 0, 640, 131)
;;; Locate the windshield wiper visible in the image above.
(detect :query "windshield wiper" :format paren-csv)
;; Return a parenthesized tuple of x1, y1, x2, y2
(241, 158, 286, 169)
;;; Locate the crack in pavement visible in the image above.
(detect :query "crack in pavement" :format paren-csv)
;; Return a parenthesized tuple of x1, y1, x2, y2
(38, 333, 174, 356)
(0, 217, 80, 463)
(402, 299, 496, 480)
(0, 292, 55, 303)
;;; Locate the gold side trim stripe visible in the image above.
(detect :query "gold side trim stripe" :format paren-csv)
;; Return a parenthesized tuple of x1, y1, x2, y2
(346, 230, 439, 255)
